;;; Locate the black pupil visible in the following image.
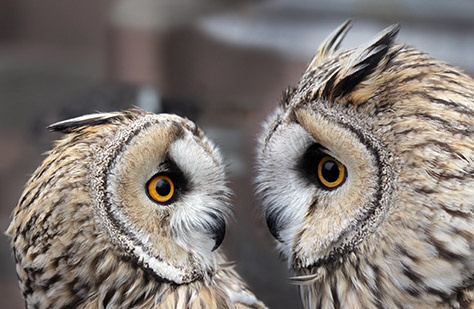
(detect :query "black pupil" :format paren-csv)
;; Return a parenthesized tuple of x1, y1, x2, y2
(155, 179, 171, 196)
(322, 160, 340, 183)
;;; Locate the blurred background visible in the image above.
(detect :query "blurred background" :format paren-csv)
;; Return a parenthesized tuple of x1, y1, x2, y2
(0, 0, 473, 307)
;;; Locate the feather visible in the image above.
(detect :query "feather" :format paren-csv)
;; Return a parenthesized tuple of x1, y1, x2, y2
(331, 23, 400, 98)
(306, 19, 352, 72)
(289, 273, 321, 285)
(48, 112, 123, 133)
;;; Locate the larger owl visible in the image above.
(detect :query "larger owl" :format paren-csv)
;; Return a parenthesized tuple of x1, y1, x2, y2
(7, 109, 266, 308)
(256, 21, 474, 308)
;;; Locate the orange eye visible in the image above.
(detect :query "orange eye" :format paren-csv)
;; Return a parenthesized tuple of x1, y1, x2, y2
(317, 156, 346, 189)
(147, 175, 174, 203)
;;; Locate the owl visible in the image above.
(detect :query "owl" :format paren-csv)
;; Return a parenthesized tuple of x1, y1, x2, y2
(7, 109, 266, 308)
(256, 20, 474, 308)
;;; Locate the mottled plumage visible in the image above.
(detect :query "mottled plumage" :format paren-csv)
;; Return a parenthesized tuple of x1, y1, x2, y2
(256, 21, 474, 308)
(8, 109, 266, 308)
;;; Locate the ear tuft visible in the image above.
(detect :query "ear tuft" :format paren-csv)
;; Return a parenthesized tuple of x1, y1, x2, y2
(331, 23, 400, 98)
(48, 112, 123, 133)
(306, 19, 352, 72)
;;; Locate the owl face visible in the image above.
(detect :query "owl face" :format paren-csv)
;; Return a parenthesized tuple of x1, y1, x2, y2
(257, 104, 386, 268)
(49, 110, 230, 284)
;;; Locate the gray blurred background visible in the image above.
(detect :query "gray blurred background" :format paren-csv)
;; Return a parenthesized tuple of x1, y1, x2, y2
(0, 0, 473, 308)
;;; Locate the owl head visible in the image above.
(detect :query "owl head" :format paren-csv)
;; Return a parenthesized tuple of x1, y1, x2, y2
(9, 109, 231, 286)
(256, 19, 474, 283)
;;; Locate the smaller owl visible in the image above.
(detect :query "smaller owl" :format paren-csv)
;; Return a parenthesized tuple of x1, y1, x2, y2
(7, 109, 266, 308)
(256, 21, 473, 308)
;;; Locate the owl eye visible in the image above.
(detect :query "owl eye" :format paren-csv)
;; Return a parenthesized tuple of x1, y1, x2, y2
(317, 156, 346, 189)
(147, 174, 175, 203)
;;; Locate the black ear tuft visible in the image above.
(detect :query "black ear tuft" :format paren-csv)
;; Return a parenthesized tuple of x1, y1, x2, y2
(332, 24, 400, 98)
(306, 19, 352, 71)
(48, 112, 123, 133)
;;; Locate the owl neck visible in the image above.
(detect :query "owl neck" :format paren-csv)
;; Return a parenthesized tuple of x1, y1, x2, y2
(82, 250, 263, 308)
(296, 242, 406, 308)
(295, 218, 470, 308)
(19, 232, 231, 308)
(76, 249, 233, 308)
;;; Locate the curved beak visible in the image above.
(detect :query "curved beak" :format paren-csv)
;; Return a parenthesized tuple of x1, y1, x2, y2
(211, 215, 226, 251)
(265, 208, 284, 243)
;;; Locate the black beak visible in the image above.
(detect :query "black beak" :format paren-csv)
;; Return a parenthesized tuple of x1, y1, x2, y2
(265, 208, 284, 243)
(210, 214, 226, 251)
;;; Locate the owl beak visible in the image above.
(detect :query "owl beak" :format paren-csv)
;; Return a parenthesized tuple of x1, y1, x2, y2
(212, 225, 225, 251)
(265, 208, 284, 243)
(210, 215, 226, 251)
